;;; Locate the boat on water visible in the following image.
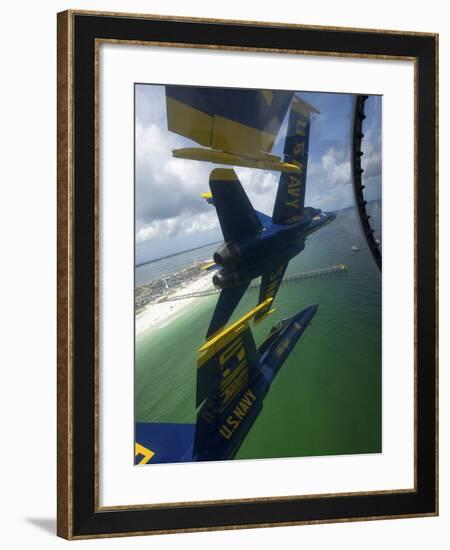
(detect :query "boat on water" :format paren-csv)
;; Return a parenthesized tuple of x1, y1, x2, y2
(352, 245, 360, 252)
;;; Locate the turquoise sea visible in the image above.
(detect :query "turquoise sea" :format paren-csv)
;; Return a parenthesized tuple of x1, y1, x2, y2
(135, 203, 382, 460)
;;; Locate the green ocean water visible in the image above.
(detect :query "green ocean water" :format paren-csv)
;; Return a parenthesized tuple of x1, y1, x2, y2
(135, 205, 382, 460)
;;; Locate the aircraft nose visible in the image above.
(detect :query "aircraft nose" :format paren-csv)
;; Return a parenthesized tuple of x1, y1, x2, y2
(305, 304, 319, 318)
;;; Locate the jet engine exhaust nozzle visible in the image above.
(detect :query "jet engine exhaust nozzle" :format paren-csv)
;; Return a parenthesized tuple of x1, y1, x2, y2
(212, 270, 240, 290)
(212, 273, 225, 289)
(213, 243, 239, 266)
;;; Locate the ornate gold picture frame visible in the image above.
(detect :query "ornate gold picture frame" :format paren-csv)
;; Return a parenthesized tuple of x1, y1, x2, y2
(57, 10, 438, 539)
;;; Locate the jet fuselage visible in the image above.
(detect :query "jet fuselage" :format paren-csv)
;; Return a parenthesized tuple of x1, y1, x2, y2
(212, 209, 336, 289)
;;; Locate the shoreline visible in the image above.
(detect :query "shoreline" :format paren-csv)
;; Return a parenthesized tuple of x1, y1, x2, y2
(136, 271, 215, 337)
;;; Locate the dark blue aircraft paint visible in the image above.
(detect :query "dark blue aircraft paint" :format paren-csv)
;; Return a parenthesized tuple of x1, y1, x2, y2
(166, 85, 293, 136)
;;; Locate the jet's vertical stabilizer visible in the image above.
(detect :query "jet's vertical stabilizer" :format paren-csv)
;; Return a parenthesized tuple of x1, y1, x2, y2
(197, 299, 271, 406)
(209, 168, 263, 242)
(193, 301, 318, 461)
(272, 97, 320, 224)
(194, 300, 271, 460)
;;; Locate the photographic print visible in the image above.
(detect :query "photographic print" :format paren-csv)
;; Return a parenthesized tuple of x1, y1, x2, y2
(58, 12, 437, 538)
(134, 84, 382, 465)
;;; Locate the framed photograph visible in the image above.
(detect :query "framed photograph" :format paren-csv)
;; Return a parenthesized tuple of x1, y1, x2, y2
(57, 10, 438, 539)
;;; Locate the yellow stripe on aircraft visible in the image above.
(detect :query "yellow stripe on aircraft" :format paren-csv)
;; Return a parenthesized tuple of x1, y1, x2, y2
(197, 298, 273, 368)
(210, 168, 238, 181)
(166, 97, 213, 147)
(135, 443, 155, 464)
(211, 115, 277, 155)
(172, 147, 299, 173)
(200, 192, 213, 199)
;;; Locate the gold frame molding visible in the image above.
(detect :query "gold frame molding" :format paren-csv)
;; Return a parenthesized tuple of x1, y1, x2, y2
(57, 10, 438, 539)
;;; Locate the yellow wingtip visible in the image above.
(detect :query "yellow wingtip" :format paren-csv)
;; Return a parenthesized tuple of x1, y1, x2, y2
(209, 167, 238, 181)
(198, 298, 273, 356)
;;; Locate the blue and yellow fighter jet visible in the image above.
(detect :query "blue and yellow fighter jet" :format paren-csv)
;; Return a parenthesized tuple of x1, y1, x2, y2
(135, 300, 318, 464)
(203, 100, 335, 337)
(164, 85, 335, 338)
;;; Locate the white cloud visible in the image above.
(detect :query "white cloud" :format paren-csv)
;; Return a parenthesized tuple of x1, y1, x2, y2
(235, 168, 278, 216)
(136, 209, 219, 243)
(306, 142, 352, 210)
(306, 119, 381, 211)
(135, 116, 215, 240)
(320, 146, 351, 186)
(361, 125, 382, 182)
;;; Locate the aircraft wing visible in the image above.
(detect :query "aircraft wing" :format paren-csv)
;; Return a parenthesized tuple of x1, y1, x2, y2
(135, 422, 195, 464)
(254, 262, 289, 323)
(209, 168, 262, 242)
(166, 85, 293, 155)
(206, 281, 250, 340)
(272, 96, 320, 224)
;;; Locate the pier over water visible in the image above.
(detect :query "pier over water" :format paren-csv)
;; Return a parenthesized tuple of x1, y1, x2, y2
(161, 264, 348, 303)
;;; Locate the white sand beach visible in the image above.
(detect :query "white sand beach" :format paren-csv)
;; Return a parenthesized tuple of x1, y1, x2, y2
(136, 272, 216, 336)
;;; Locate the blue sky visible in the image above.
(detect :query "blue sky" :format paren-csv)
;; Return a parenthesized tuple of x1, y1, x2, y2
(135, 85, 381, 264)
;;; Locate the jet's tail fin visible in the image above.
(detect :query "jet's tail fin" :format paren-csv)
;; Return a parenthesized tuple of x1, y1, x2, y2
(209, 168, 263, 242)
(202, 188, 271, 229)
(193, 301, 318, 461)
(272, 97, 319, 225)
(253, 262, 289, 324)
(194, 300, 272, 460)
(197, 298, 272, 407)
